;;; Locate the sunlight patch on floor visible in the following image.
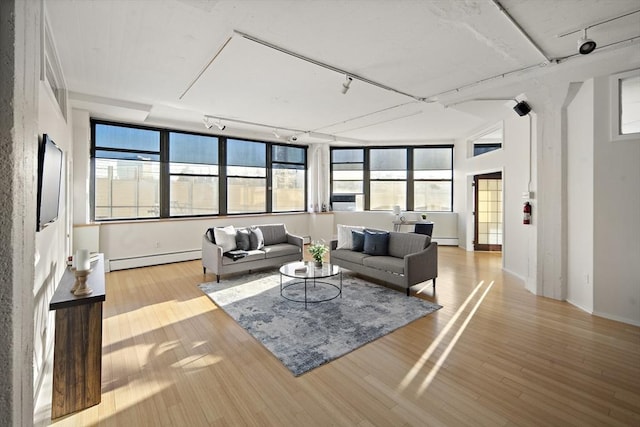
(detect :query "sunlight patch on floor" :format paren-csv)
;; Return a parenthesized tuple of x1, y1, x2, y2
(416, 281, 494, 395)
(398, 280, 494, 395)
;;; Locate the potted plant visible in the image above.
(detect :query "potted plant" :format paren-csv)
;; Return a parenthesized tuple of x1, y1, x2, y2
(421, 213, 428, 221)
(308, 241, 328, 267)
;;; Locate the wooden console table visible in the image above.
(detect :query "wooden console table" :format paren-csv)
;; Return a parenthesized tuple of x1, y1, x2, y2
(49, 254, 105, 419)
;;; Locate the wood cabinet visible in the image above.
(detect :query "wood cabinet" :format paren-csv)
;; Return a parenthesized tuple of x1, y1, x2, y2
(49, 254, 105, 419)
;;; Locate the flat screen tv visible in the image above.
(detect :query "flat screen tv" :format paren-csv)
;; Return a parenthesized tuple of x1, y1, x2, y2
(36, 134, 63, 232)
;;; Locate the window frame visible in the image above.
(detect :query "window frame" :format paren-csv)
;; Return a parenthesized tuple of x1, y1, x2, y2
(468, 124, 503, 158)
(90, 120, 307, 221)
(271, 144, 307, 213)
(610, 68, 640, 142)
(329, 148, 365, 211)
(168, 130, 220, 217)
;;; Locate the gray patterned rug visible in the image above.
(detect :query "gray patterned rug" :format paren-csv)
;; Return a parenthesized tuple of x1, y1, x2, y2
(199, 269, 441, 376)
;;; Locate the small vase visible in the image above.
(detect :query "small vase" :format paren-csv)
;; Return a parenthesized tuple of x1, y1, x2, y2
(314, 260, 323, 268)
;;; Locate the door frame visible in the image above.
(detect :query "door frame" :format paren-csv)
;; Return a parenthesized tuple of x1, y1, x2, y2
(473, 172, 503, 251)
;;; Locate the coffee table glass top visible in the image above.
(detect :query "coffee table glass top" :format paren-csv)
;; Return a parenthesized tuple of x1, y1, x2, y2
(279, 261, 339, 279)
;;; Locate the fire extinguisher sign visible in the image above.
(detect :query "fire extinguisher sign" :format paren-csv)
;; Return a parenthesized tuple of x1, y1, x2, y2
(523, 202, 532, 224)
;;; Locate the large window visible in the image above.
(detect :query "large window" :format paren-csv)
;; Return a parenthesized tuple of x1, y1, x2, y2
(94, 124, 161, 220)
(169, 132, 219, 216)
(92, 121, 306, 220)
(370, 148, 406, 211)
(272, 145, 306, 212)
(414, 147, 453, 211)
(330, 146, 453, 212)
(330, 149, 364, 210)
(226, 139, 267, 214)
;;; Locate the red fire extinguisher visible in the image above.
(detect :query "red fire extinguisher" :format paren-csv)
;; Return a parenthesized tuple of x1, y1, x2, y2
(523, 202, 532, 224)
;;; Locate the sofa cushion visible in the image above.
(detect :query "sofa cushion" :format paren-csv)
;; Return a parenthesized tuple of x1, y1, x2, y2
(258, 224, 287, 246)
(249, 227, 265, 250)
(336, 224, 364, 249)
(363, 230, 389, 256)
(235, 228, 251, 251)
(351, 230, 365, 252)
(213, 225, 237, 252)
(331, 248, 371, 265)
(221, 249, 266, 265)
(263, 243, 301, 259)
(363, 256, 404, 275)
(388, 232, 430, 258)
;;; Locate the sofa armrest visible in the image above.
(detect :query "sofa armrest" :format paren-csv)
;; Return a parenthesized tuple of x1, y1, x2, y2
(286, 232, 304, 252)
(405, 242, 438, 285)
(202, 234, 223, 273)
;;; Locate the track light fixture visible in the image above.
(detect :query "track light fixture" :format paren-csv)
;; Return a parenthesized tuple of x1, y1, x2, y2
(203, 116, 213, 129)
(341, 75, 353, 94)
(203, 116, 226, 131)
(577, 28, 596, 55)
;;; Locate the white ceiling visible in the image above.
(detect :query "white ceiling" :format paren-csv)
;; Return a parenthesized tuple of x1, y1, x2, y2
(45, 0, 640, 144)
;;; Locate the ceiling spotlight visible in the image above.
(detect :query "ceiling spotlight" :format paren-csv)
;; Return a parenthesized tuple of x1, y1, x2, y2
(203, 116, 213, 129)
(272, 129, 281, 139)
(215, 119, 226, 131)
(341, 75, 353, 94)
(578, 29, 596, 55)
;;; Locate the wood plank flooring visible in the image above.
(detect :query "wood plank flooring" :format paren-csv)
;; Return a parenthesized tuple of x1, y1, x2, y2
(38, 247, 640, 426)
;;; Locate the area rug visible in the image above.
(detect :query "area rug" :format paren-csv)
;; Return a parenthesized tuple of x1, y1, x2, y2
(198, 269, 442, 376)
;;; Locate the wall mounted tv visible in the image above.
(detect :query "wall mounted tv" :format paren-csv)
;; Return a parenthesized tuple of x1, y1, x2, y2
(36, 134, 63, 232)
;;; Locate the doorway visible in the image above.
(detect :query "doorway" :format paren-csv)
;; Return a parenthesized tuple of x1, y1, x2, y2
(474, 172, 502, 251)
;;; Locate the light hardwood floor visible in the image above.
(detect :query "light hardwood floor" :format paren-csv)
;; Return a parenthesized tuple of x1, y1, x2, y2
(39, 247, 639, 426)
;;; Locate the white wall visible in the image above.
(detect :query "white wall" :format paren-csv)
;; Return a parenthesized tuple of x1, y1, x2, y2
(454, 113, 534, 284)
(566, 80, 594, 313)
(592, 74, 640, 325)
(33, 81, 73, 408)
(100, 214, 310, 270)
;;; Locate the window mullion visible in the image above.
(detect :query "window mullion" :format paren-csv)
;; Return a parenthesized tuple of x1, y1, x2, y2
(159, 131, 170, 218)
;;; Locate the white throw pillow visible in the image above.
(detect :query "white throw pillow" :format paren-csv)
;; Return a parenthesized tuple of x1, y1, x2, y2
(213, 225, 237, 252)
(336, 224, 364, 250)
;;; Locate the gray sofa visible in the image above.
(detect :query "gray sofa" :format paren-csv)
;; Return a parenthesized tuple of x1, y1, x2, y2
(202, 223, 303, 282)
(330, 230, 437, 296)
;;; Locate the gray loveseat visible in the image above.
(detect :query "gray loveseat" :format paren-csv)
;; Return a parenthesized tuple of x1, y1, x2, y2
(202, 223, 303, 282)
(330, 230, 437, 296)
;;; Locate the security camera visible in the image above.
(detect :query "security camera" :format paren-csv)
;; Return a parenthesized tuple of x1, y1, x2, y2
(289, 135, 298, 142)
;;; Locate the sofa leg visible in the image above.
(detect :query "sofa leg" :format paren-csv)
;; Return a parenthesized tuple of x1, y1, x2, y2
(406, 287, 410, 297)
(433, 278, 436, 291)
(216, 274, 220, 283)
(203, 267, 206, 275)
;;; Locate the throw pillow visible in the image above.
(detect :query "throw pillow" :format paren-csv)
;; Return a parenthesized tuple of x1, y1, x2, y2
(235, 228, 251, 251)
(351, 229, 365, 252)
(249, 227, 265, 250)
(206, 227, 216, 243)
(213, 225, 237, 253)
(363, 229, 389, 256)
(336, 224, 364, 250)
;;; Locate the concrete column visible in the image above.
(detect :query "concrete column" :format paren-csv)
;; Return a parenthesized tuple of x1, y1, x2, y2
(0, 0, 40, 425)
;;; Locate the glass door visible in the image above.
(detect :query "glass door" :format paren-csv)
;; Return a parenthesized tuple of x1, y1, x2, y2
(474, 172, 502, 251)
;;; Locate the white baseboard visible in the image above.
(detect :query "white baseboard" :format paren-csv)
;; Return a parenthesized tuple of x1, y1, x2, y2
(592, 310, 640, 327)
(108, 249, 202, 271)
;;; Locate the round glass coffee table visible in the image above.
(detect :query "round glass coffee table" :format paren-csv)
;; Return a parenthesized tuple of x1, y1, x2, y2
(279, 261, 342, 309)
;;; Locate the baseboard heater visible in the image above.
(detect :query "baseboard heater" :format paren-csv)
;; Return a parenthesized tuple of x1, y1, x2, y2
(432, 238, 459, 246)
(107, 249, 202, 272)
